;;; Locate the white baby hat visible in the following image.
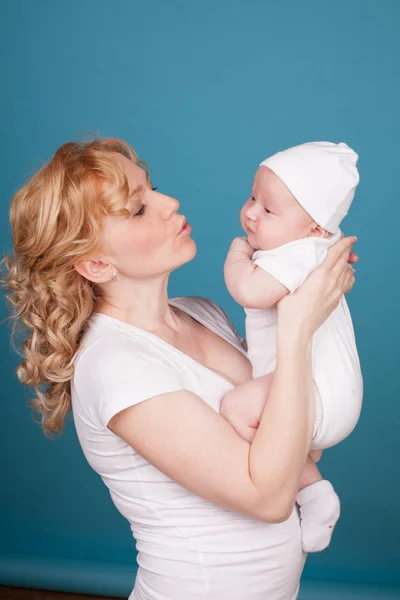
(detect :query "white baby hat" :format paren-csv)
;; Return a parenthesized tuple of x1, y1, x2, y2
(260, 141, 359, 233)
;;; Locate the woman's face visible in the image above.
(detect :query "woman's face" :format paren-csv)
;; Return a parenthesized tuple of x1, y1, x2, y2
(99, 154, 196, 280)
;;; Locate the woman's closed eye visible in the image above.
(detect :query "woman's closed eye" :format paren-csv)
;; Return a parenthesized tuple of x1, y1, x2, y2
(131, 186, 158, 217)
(132, 205, 145, 217)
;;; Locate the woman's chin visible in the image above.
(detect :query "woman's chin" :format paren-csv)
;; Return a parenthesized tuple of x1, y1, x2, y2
(176, 238, 197, 267)
(186, 238, 197, 261)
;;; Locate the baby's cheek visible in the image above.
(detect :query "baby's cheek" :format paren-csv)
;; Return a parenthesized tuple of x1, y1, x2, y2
(239, 204, 248, 226)
(255, 221, 271, 248)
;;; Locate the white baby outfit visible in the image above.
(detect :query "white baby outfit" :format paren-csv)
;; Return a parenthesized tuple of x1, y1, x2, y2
(246, 141, 363, 449)
(245, 228, 363, 449)
(72, 297, 306, 600)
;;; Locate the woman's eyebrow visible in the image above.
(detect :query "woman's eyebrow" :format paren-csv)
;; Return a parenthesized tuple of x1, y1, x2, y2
(128, 184, 144, 198)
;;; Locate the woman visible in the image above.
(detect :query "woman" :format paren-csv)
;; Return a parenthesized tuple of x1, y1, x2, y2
(1, 138, 357, 600)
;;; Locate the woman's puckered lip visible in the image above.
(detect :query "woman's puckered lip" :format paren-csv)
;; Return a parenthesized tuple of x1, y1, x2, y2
(178, 217, 187, 233)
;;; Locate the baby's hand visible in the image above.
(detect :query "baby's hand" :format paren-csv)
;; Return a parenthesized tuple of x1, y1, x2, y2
(228, 236, 255, 258)
(224, 236, 258, 307)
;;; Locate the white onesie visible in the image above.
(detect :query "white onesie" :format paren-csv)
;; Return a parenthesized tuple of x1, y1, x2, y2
(245, 229, 363, 450)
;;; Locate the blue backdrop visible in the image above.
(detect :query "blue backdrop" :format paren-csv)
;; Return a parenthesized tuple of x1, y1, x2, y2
(1, 0, 399, 598)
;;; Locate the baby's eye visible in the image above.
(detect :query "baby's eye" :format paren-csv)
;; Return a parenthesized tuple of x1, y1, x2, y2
(264, 207, 272, 214)
(152, 186, 158, 191)
(251, 195, 256, 202)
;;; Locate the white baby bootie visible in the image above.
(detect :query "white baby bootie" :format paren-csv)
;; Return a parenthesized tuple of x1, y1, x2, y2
(296, 479, 340, 553)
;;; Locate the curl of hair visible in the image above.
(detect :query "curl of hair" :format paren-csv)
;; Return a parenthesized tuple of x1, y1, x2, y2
(0, 138, 144, 436)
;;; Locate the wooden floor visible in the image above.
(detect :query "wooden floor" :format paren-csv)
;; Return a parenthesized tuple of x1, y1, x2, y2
(0, 588, 122, 600)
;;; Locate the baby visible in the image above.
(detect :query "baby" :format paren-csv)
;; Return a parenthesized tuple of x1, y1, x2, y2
(222, 142, 363, 553)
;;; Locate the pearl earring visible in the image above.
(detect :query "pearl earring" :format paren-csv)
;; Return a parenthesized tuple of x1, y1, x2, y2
(110, 272, 117, 282)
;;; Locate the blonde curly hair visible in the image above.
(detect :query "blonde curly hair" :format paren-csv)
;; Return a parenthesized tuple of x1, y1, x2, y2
(1, 138, 144, 435)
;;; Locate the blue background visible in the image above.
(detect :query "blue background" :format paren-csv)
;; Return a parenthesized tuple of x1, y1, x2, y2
(1, 0, 399, 597)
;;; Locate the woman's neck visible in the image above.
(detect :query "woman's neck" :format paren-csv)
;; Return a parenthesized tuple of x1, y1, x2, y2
(94, 274, 180, 333)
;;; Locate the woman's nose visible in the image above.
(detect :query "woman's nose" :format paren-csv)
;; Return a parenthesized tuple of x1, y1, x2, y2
(161, 195, 180, 219)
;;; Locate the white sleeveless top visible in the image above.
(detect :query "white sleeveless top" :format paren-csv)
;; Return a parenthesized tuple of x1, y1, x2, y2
(71, 297, 305, 600)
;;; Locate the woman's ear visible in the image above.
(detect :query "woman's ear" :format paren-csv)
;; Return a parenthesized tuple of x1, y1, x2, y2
(74, 258, 114, 284)
(307, 223, 330, 239)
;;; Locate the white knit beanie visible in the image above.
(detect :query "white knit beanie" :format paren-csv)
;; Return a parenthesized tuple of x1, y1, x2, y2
(260, 141, 359, 233)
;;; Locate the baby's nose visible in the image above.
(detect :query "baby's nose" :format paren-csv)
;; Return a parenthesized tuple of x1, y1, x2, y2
(246, 203, 261, 220)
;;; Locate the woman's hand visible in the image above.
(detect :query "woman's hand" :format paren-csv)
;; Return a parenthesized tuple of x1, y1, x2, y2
(277, 235, 357, 338)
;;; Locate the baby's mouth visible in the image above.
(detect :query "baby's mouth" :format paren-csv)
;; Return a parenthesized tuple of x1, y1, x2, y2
(245, 224, 255, 234)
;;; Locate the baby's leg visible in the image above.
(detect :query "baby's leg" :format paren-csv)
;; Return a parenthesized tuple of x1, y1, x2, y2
(299, 456, 323, 490)
(220, 374, 274, 443)
(296, 456, 340, 553)
(221, 370, 340, 553)
(310, 300, 363, 450)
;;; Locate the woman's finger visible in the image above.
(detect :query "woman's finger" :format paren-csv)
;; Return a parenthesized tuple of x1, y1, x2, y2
(335, 264, 350, 294)
(349, 253, 359, 264)
(331, 248, 355, 281)
(342, 264, 355, 283)
(328, 263, 354, 304)
(344, 273, 356, 294)
(339, 263, 355, 292)
(324, 236, 357, 270)
(341, 232, 358, 264)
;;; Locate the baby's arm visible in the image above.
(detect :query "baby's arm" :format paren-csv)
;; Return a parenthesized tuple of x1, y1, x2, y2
(224, 237, 290, 309)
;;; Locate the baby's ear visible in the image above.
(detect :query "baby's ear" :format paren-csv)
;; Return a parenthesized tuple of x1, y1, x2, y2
(307, 223, 330, 239)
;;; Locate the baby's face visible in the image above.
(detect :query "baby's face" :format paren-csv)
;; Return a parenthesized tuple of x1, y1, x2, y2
(240, 166, 315, 251)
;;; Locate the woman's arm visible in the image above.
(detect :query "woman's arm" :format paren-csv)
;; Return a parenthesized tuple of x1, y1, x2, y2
(110, 236, 356, 523)
(108, 327, 313, 524)
(221, 380, 325, 458)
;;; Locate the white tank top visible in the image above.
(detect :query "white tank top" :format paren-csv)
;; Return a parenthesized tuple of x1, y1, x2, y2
(71, 296, 305, 600)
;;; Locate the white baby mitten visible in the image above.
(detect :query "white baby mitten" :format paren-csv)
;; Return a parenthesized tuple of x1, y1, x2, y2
(296, 479, 340, 553)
